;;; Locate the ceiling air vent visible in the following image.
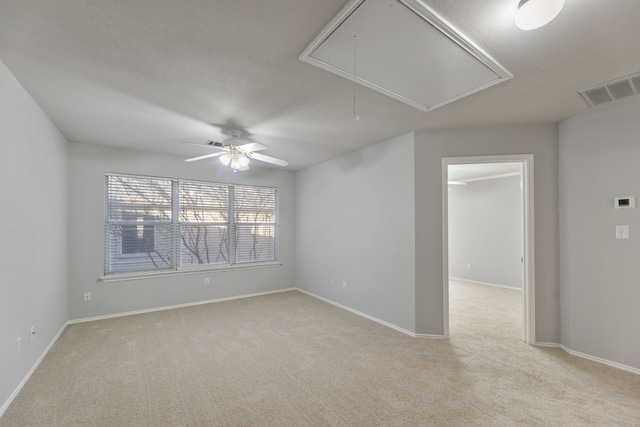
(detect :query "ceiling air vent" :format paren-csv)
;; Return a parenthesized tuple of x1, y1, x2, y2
(579, 71, 640, 107)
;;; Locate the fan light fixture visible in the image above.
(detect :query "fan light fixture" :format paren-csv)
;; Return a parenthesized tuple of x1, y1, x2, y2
(219, 147, 250, 171)
(184, 129, 288, 171)
(219, 153, 231, 166)
(515, 0, 564, 30)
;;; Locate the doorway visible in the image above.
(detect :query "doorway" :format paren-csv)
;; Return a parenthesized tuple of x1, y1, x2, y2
(442, 155, 535, 344)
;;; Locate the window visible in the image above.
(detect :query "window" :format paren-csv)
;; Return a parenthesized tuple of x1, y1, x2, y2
(121, 213, 155, 254)
(104, 174, 279, 276)
(234, 185, 277, 263)
(179, 180, 229, 267)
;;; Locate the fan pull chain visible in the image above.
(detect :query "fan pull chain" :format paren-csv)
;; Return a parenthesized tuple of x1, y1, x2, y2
(353, 34, 360, 121)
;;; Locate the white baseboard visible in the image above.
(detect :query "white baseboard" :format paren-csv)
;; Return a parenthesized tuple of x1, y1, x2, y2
(449, 277, 521, 291)
(0, 323, 67, 419)
(297, 289, 640, 375)
(3, 288, 296, 417)
(5, 289, 638, 419)
(68, 287, 296, 324)
(560, 345, 640, 376)
(295, 288, 441, 338)
(415, 333, 447, 339)
(534, 342, 640, 375)
(533, 341, 561, 348)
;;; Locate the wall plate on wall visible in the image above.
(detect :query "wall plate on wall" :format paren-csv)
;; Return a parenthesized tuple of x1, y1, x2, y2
(614, 196, 635, 209)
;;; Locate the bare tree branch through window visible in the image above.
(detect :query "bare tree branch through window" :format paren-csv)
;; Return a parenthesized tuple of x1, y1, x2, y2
(104, 174, 278, 275)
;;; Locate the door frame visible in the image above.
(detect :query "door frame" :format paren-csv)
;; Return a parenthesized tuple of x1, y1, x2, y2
(442, 154, 535, 344)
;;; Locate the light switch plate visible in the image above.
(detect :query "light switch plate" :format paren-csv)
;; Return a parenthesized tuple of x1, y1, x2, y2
(616, 225, 629, 239)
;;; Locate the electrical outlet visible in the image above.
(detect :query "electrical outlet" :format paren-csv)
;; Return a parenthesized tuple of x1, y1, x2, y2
(331, 278, 335, 286)
(204, 277, 210, 286)
(466, 264, 472, 270)
(84, 291, 91, 302)
(30, 326, 35, 341)
(16, 337, 21, 355)
(342, 281, 347, 290)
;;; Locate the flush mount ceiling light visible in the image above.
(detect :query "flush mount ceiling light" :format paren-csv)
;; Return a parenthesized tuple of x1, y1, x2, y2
(515, 0, 565, 30)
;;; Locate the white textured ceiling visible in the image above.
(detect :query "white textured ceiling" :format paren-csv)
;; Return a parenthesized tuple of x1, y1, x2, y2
(303, 0, 510, 111)
(1, 0, 639, 170)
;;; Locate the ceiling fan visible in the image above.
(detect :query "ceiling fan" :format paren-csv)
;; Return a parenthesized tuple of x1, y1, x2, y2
(184, 130, 288, 171)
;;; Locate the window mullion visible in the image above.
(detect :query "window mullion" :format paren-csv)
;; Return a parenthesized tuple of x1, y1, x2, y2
(228, 185, 236, 265)
(104, 176, 112, 275)
(275, 188, 280, 261)
(171, 179, 180, 270)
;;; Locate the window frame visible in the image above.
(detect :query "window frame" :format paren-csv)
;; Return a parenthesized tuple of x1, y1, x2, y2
(101, 173, 281, 282)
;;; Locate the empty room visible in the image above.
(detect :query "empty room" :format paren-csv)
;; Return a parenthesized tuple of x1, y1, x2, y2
(1, 0, 640, 425)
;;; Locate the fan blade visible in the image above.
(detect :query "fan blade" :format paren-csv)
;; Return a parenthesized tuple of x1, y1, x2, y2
(250, 152, 288, 167)
(185, 152, 225, 162)
(239, 142, 268, 152)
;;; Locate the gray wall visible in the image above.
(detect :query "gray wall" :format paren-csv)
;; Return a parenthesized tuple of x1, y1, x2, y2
(3, 49, 637, 411)
(448, 175, 523, 288)
(414, 125, 559, 342)
(68, 142, 296, 320)
(560, 101, 640, 369)
(295, 133, 416, 332)
(0, 60, 68, 411)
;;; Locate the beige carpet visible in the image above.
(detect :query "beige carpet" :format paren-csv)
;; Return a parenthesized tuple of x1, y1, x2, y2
(2, 281, 640, 426)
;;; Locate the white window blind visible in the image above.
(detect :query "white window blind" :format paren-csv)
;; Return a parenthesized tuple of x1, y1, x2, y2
(179, 181, 229, 267)
(104, 174, 278, 276)
(234, 185, 278, 264)
(104, 175, 174, 274)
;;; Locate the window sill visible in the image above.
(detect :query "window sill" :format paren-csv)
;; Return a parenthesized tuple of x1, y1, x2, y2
(98, 261, 282, 283)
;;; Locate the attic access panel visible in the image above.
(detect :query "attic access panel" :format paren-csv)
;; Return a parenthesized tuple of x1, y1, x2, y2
(300, 0, 512, 112)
